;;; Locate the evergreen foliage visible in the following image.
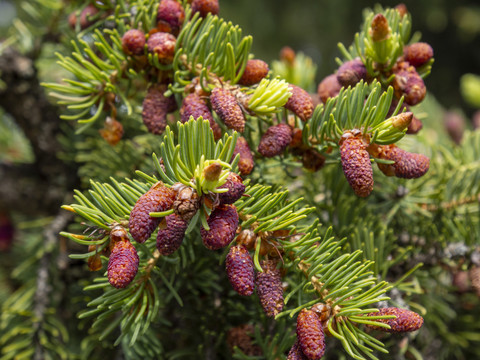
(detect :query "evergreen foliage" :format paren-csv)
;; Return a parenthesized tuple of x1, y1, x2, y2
(1, 1, 479, 360)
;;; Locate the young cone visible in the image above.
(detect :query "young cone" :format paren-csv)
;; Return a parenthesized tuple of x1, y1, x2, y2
(296, 308, 326, 360)
(232, 137, 255, 175)
(317, 74, 342, 104)
(107, 240, 139, 289)
(146, 32, 176, 64)
(129, 182, 176, 243)
(201, 205, 239, 250)
(336, 58, 367, 87)
(217, 172, 246, 205)
(122, 29, 146, 56)
(180, 93, 222, 140)
(258, 123, 293, 157)
(287, 341, 309, 360)
(403, 42, 434, 68)
(210, 87, 245, 132)
(156, 213, 188, 255)
(376, 144, 430, 179)
(365, 307, 424, 333)
(339, 134, 374, 197)
(191, 0, 219, 17)
(285, 84, 314, 121)
(225, 244, 255, 296)
(157, 0, 185, 36)
(142, 84, 177, 135)
(238, 59, 269, 86)
(255, 260, 284, 317)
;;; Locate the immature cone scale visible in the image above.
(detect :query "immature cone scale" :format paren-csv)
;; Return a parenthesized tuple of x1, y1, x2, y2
(107, 240, 139, 289)
(129, 182, 176, 243)
(210, 87, 245, 132)
(339, 134, 374, 197)
(365, 307, 424, 333)
(296, 308, 326, 360)
(201, 205, 239, 250)
(255, 260, 284, 317)
(225, 244, 255, 296)
(258, 123, 293, 158)
(285, 85, 314, 121)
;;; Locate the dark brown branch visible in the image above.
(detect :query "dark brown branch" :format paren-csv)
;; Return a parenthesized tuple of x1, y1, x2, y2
(0, 47, 79, 214)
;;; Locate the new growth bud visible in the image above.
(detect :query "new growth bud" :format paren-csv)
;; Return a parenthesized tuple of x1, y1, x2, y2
(369, 14, 390, 42)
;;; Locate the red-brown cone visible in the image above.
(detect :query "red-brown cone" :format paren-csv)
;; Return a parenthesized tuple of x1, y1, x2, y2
(201, 205, 239, 250)
(210, 87, 245, 132)
(255, 260, 284, 317)
(232, 137, 254, 175)
(287, 340, 309, 360)
(68, 4, 99, 30)
(285, 85, 314, 121)
(296, 308, 325, 360)
(258, 124, 293, 157)
(142, 84, 177, 135)
(302, 148, 326, 172)
(156, 213, 188, 255)
(336, 58, 367, 88)
(225, 245, 255, 296)
(129, 183, 176, 243)
(317, 74, 342, 104)
(107, 240, 139, 288)
(339, 134, 373, 197)
(392, 68, 426, 106)
(403, 42, 434, 68)
(365, 307, 424, 333)
(146, 32, 176, 64)
(376, 144, 429, 179)
(180, 93, 222, 140)
(217, 172, 246, 205)
(122, 29, 146, 56)
(226, 324, 262, 356)
(191, 0, 219, 17)
(157, 0, 185, 36)
(238, 59, 269, 86)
